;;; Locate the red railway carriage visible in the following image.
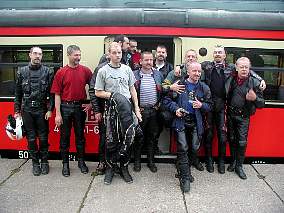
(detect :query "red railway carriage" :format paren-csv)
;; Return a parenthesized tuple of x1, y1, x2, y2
(0, 0, 283, 161)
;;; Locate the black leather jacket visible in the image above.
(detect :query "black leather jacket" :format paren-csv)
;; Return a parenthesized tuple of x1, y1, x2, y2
(201, 61, 263, 86)
(225, 71, 265, 116)
(89, 62, 106, 114)
(14, 63, 54, 113)
(201, 61, 263, 112)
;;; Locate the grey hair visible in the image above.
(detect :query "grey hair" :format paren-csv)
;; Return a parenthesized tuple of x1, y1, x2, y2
(235, 57, 251, 67)
(67, 45, 81, 55)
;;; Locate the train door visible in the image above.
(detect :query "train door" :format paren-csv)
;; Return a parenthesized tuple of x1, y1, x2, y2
(103, 36, 181, 155)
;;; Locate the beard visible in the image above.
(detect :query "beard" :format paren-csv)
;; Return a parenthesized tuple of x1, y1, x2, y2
(32, 58, 41, 64)
(214, 57, 223, 63)
(74, 59, 80, 65)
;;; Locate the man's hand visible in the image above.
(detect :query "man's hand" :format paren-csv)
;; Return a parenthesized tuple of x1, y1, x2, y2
(192, 97, 202, 109)
(55, 114, 63, 127)
(170, 80, 185, 94)
(135, 108, 142, 122)
(83, 103, 92, 112)
(176, 108, 184, 117)
(259, 80, 266, 91)
(246, 89, 257, 101)
(45, 111, 52, 120)
(174, 66, 181, 77)
(95, 113, 102, 123)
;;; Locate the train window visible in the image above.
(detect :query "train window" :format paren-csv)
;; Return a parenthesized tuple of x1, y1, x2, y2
(103, 36, 175, 65)
(225, 48, 284, 102)
(0, 45, 63, 97)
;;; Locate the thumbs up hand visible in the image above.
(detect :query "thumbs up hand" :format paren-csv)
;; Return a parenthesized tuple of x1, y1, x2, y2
(193, 97, 202, 109)
(246, 89, 257, 101)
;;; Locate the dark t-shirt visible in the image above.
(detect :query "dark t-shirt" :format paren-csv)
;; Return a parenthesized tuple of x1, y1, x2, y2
(186, 82, 197, 114)
(210, 67, 225, 99)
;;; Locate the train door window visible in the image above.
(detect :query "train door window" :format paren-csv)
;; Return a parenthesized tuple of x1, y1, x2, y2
(225, 47, 284, 102)
(0, 45, 63, 98)
(103, 36, 175, 66)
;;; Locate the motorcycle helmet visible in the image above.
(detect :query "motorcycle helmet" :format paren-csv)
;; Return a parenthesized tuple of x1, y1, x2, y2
(5, 114, 24, 140)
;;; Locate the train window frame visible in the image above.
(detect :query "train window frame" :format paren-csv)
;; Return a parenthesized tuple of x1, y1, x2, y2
(225, 47, 284, 103)
(0, 44, 63, 99)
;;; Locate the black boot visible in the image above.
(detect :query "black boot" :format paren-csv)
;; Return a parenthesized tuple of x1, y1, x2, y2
(178, 163, 191, 193)
(227, 161, 236, 172)
(104, 166, 114, 185)
(227, 143, 236, 172)
(206, 157, 214, 173)
(77, 147, 88, 174)
(30, 151, 41, 176)
(62, 162, 70, 177)
(235, 144, 247, 180)
(61, 151, 70, 177)
(180, 178, 190, 193)
(147, 162, 157, 173)
(134, 160, 141, 172)
(78, 158, 89, 174)
(205, 148, 214, 173)
(41, 162, 49, 175)
(218, 160, 225, 174)
(191, 151, 204, 171)
(147, 148, 157, 173)
(217, 143, 226, 174)
(120, 164, 133, 183)
(40, 151, 49, 175)
(32, 160, 41, 176)
(235, 166, 247, 180)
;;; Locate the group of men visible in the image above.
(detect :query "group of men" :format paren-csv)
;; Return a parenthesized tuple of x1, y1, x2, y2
(14, 35, 265, 193)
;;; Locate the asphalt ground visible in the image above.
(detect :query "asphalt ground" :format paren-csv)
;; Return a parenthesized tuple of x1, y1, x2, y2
(0, 159, 283, 213)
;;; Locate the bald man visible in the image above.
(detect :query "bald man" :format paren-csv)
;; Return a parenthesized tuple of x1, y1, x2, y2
(163, 62, 212, 193)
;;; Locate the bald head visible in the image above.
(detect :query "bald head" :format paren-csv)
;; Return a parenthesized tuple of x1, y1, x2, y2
(184, 49, 198, 64)
(187, 62, 202, 83)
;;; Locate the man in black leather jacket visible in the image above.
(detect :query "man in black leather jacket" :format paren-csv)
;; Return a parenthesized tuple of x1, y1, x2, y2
(225, 57, 265, 179)
(14, 47, 54, 176)
(89, 61, 107, 175)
